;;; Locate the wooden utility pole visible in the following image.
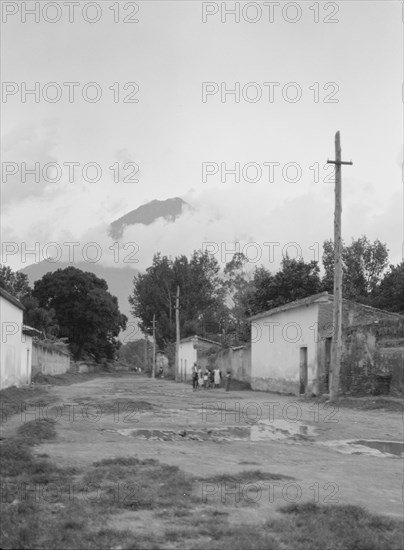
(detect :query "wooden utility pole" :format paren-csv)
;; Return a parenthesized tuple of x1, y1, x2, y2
(327, 131, 352, 402)
(144, 334, 148, 371)
(175, 285, 180, 382)
(152, 314, 156, 379)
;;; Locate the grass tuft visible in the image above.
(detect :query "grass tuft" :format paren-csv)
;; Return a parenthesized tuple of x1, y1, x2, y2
(16, 419, 57, 445)
(199, 469, 294, 485)
(92, 456, 158, 468)
(270, 502, 403, 550)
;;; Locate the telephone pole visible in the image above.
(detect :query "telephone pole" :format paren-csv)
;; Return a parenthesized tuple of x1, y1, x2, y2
(327, 131, 352, 402)
(144, 333, 148, 372)
(175, 285, 180, 381)
(152, 314, 156, 379)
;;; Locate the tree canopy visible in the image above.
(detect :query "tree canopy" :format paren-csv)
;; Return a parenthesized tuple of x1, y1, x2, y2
(33, 266, 127, 360)
(247, 257, 321, 314)
(0, 264, 58, 336)
(0, 265, 31, 300)
(222, 252, 255, 343)
(129, 236, 400, 352)
(371, 262, 404, 314)
(129, 250, 226, 348)
(322, 236, 389, 301)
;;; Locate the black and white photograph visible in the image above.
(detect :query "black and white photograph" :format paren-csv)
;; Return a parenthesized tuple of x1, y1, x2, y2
(1, 1, 403, 548)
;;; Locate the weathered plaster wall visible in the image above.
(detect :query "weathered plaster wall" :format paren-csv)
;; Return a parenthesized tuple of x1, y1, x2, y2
(178, 341, 196, 380)
(179, 339, 221, 381)
(209, 345, 251, 382)
(340, 318, 404, 396)
(251, 304, 319, 395)
(32, 342, 70, 376)
(70, 360, 98, 374)
(317, 301, 403, 394)
(20, 334, 33, 385)
(0, 297, 30, 388)
(318, 300, 401, 339)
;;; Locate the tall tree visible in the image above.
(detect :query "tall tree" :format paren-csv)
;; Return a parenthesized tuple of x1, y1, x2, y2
(129, 250, 226, 348)
(0, 265, 31, 300)
(322, 236, 389, 301)
(371, 262, 404, 313)
(249, 257, 321, 314)
(223, 253, 255, 343)
(33, 267, 127, 360)
(0, 264, 58, 336)
(20, 294, 59, 338)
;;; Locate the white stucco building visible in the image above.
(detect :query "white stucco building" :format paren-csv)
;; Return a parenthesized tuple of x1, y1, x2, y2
(178, 335, 221, 381)
(251, 294, 323, 395)
(0, 288, 34, 388)
(250, 292, 401, 396)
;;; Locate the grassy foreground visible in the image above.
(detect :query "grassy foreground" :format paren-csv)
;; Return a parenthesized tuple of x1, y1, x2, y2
(1, 418, 402, 549)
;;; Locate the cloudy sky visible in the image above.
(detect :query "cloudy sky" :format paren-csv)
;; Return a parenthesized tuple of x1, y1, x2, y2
(1, 1, 402, 272)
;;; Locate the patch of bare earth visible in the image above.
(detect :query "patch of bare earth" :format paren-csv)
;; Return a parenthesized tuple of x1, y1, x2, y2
(1, 374, 402, 549)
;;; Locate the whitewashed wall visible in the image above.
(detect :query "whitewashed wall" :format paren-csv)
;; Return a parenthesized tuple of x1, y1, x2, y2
(251, 303, 319, 394)
(32, 342, 70, 376)
(0, 296, 30, 388)
(178, 340, 197, 380)
(20, 333, 33, 385)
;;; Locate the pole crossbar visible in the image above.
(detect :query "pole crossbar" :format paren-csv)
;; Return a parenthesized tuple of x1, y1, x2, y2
(327, 160, 353, 165)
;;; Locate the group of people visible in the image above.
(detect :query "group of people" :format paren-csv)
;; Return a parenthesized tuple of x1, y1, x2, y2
(191, 363, 231, 392)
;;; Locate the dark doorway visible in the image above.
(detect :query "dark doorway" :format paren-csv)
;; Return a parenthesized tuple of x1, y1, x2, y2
(299, 347, 308, 394)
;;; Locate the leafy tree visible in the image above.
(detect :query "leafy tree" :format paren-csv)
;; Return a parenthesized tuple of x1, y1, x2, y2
(372, 262, 404, 313)
(249, 257, 321, 314)
(130, 254, 176, 346)
(129, 250, 226, 348)
(223, 253, 255, 343)
(33, 267, 127, 361)
(0, 265, 31, 300)
(0, 264, 58, 336)
(248, 265, 274, 315)
(322, 236, 389, 301)
(118, 340, 149, 369)
(21, 295, 59, 338)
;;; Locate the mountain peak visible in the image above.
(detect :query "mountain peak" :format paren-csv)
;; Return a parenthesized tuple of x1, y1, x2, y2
(109, 197, 188, 240)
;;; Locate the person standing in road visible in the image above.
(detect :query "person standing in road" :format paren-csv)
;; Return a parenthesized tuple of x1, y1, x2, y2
(192, 363, 199, 391)
(203, 370, 209, 389)
(225, 370, 231, 392)
(209, 368, 214, 389)
(214, 367, 221, 389)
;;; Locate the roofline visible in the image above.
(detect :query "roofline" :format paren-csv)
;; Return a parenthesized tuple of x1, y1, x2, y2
(0, 287, 25, 311)
(22, 324, 43, 337)
(326, 295, 404, 319)
(250, 292, 329, 321)
(250, 291, 404, 322)
(180, 335, 221, 346)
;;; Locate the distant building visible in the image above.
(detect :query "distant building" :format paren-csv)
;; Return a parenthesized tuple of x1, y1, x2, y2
(178, 335, 221, 381)
(250, 292, 402, 396)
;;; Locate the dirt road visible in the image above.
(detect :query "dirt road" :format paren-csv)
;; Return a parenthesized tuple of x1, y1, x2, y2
(3, 374, 403, 521)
